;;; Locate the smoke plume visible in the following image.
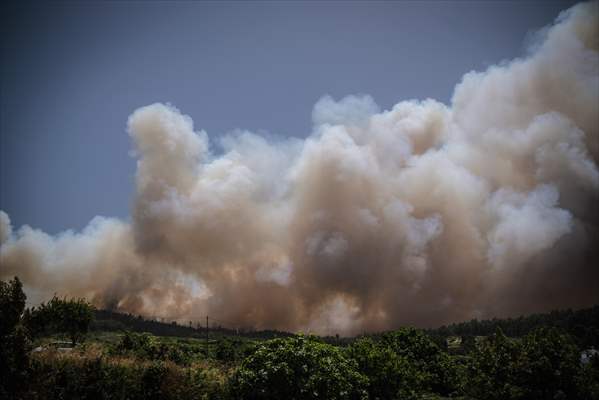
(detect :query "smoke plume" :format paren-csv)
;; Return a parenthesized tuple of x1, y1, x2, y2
(1, 2, 598, 335)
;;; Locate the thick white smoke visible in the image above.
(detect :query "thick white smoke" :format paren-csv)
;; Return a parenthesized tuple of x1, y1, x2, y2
(1, 2, 598, 335)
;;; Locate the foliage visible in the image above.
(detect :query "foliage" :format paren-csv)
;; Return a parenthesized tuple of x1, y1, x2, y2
(1, 276, 97, 398)
(467, 328, 584, 400)
(575, 351, 599, 399)
(24, 295, 95, 344)
(347, 336, 423, 400)
(0, 277, 30, 397)
(459, 335, 478, 354)
(27, 352, 229, 400)
(230, 335, 368, 400)
(431, 305, 599, 348)
(3, 275, 599, 400)
(516, 327, 580, 399)
(215, 337, 246, 362)
(112, 331, 195, 365)
(348, 328, 465, 399)
(93, 309, 295, 340)
(384, 328, 465, 395)
(0, 276, 26, 337)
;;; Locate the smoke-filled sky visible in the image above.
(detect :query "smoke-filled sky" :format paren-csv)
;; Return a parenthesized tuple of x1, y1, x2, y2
(1, 0, 580, 233)
(1, 1, 598, 335)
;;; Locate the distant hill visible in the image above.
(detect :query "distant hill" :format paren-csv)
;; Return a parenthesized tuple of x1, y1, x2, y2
(91, 309, 295, 340)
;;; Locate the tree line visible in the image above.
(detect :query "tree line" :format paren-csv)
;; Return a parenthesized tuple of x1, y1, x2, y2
(93, 309, 295, 340)
(428, 306, 599, 348)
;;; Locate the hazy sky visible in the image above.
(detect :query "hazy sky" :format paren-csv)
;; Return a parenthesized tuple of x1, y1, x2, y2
(1, 0, 578, 234)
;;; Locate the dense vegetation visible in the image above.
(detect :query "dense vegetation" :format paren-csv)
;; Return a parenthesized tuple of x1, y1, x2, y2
(429, 306, 599, 349)
(230, 335, 368, 399)
(2, 276, 598, 399)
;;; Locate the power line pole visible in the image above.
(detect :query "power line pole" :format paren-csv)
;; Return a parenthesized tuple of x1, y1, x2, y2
(206, 315, 209, 351)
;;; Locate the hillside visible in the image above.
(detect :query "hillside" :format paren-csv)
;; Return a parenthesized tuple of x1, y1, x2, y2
(91, 309, 295, 340)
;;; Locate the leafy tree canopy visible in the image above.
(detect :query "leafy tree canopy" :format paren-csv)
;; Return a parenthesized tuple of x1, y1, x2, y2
(230, 335, 368, 400)
(23, 295, 94, 345)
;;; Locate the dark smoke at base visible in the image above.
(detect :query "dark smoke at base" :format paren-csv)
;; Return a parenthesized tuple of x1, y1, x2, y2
(1, 2, 598, 335)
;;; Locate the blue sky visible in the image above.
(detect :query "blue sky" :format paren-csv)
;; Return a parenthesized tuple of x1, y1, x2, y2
(1, 0, 578, 233)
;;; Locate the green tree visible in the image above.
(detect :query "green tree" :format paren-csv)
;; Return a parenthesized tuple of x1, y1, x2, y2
(0, 276, 26, 337)
(347, 336, 423, 400)
(348, 328, 464, 399)
(215, 337, 241, 362)
(460, 335, 477, 354)
(516, 327, 581, 399)
(467, 329, 526, 400)
(0, 277, 30, 397)
(24, 295, 95, 345)
(383, 328, 463, 396)
(230, 335, 368, 400)
(467, 328, 583, 400)
(576, 351, 599, 399)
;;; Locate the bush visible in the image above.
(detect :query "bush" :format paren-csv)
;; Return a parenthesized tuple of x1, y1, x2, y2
(215, 338, 237, 362)
(230, 335, 368, 400)
(28, 355, 140, 400)
(27, 353, 229, 400)
(115, 331, 156, 356)
(141, 361, 169, 400)
(113, 332, 194, 365)
(215, 337, 253, 363)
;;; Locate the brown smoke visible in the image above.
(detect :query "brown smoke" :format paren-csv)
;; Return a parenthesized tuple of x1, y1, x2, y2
(1, 2, 598, 335)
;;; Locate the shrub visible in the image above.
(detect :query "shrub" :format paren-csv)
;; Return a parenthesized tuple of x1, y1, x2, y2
(141, 360, 169, 400)
(113, 332, 193, 365)
(27, 352, 229, 400)
(115, 331, 157, 356)
(215, 337, 251, 363)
